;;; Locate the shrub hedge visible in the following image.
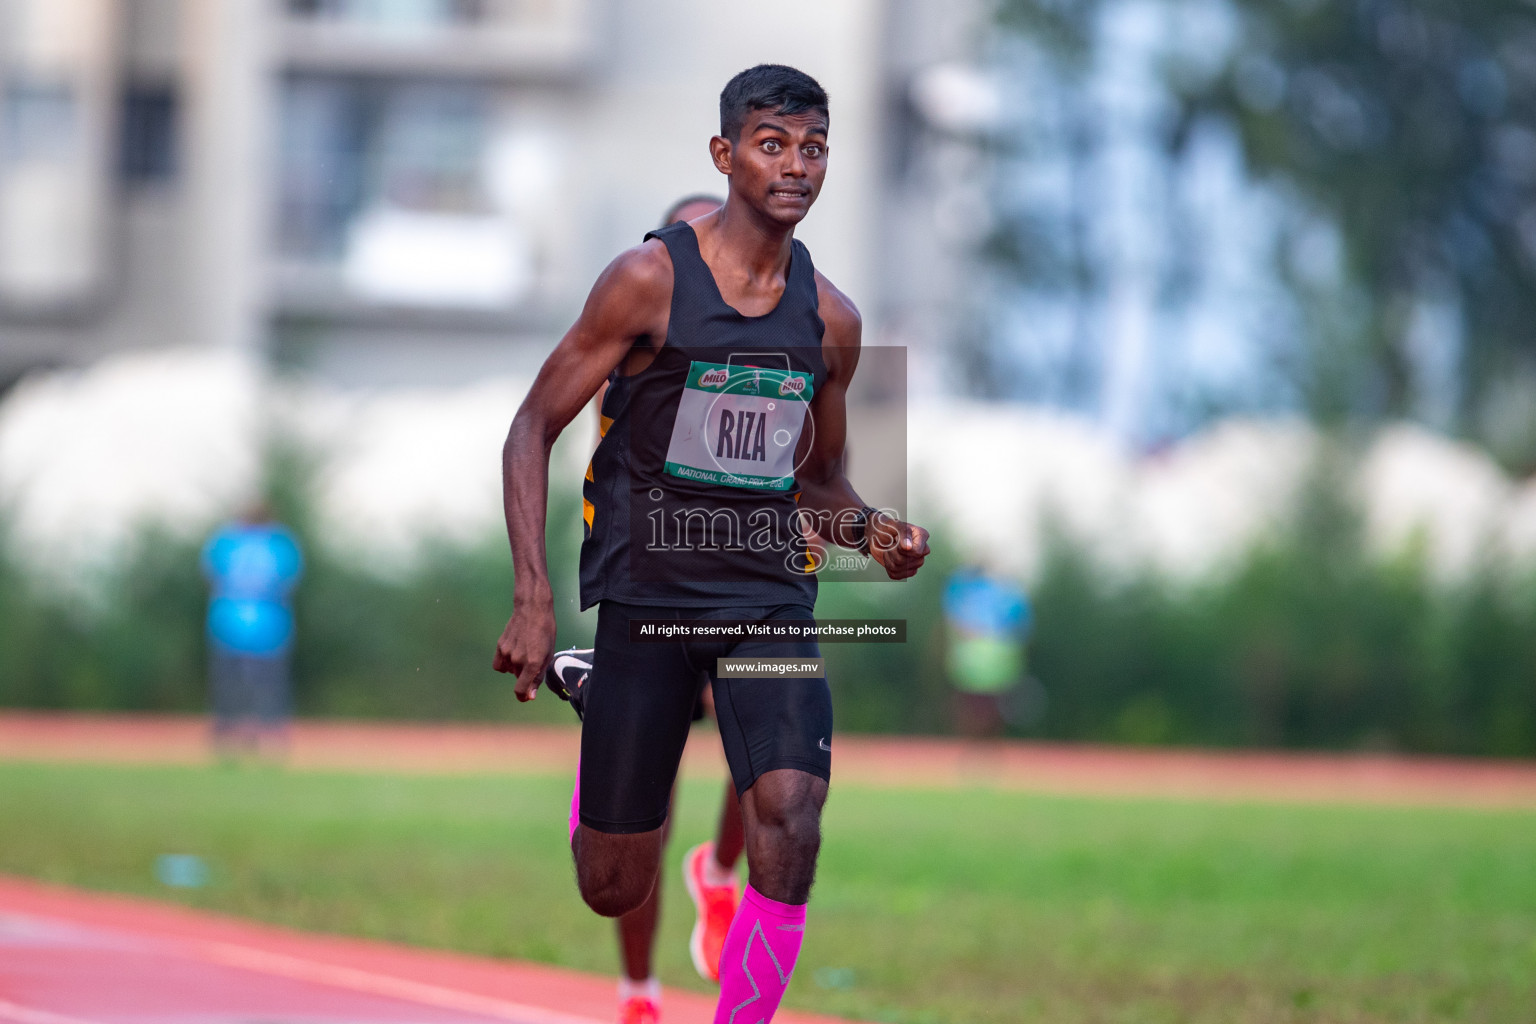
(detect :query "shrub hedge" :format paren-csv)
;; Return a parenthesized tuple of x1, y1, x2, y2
(2, 445, 1532, 755)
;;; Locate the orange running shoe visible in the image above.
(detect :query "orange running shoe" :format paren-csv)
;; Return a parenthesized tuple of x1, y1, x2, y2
(618, 995, 660, 1024)
(682, 841, 740, 982)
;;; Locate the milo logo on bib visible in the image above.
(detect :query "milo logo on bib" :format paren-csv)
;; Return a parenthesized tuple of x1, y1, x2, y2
(665, 361, 815, 491)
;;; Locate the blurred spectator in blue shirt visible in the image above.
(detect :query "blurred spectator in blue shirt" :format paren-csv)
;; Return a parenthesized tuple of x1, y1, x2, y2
(943, 566, 1031, 738)
(201, 503, 303, 757)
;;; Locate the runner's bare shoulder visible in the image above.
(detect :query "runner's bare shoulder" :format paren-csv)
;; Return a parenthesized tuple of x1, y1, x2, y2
(584, 238, 674, 335)
(814, 270, 862, 346)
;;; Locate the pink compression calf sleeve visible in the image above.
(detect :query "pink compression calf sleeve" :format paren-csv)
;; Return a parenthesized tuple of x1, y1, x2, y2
(568, 755, 581, 844)
(713, 884, 806, 1024)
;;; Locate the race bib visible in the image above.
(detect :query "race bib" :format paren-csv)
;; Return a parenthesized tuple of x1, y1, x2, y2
(664, 361, 815, 490)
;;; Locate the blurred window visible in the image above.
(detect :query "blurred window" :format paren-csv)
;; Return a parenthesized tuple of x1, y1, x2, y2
(284, 0, 487, 24)
(276, 75, 539, 309)
(0, 80, 78, 165)
(277, 76, 490, 260)
(0, 0, 119, 310)
(118, 84, 177, 184)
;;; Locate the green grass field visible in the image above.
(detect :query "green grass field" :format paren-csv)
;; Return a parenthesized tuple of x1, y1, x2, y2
(0, 762, 1532, 1023)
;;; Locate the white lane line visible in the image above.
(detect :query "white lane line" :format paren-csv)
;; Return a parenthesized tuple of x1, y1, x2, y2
(195, 941, 607, 1024)
(0, 1000, 106, 1024)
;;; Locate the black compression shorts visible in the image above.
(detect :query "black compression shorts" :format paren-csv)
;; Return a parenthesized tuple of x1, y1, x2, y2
(578, 600, 833, 835)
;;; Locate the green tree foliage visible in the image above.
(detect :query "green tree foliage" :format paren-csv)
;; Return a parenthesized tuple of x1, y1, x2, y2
(0, 442, 593, 725)
(0, 522, 206, 712)
(1029, 444, 1536, 755)
(1169, 0, 1536, 459)
(984, 0, 1110, 410)
(992, 0, 1536, 457)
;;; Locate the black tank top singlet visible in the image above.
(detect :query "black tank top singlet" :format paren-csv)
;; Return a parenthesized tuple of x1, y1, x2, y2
(579, 221, 829, 610)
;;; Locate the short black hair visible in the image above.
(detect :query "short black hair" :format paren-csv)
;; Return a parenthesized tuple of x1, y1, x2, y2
(660, 193, 723, 228)
(719, 64, 829, 142)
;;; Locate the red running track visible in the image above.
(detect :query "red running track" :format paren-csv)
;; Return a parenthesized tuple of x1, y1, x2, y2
(4, 712, 1536, 807)
(0, 875, 856, 1024)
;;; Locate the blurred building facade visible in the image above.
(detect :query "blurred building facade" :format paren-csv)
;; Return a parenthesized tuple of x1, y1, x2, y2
(0, 0, 991, 391)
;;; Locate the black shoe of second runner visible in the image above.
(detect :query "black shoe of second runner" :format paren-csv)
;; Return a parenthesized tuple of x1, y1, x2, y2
(543, 648, 593, 721)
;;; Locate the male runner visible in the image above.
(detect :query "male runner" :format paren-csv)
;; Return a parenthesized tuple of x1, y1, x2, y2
(550, 193, 751, 1023)
(494, 65, 930, 1024)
